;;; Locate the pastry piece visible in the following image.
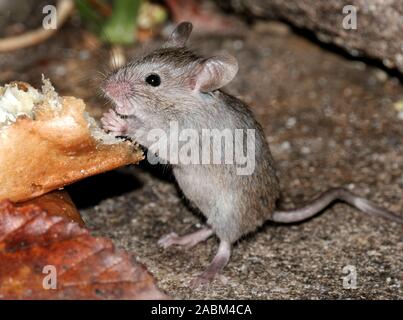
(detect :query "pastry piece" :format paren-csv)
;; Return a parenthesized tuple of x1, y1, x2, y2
(0, 78, 143, 202)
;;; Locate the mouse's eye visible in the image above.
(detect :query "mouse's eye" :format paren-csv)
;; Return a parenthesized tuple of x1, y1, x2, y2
(145, 73, 161, 87)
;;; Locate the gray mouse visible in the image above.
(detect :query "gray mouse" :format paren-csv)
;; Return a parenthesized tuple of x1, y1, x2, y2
(101, 22, 403, 287)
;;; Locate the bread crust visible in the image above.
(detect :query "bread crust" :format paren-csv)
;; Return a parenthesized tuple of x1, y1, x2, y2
(0, 94, 143, 202)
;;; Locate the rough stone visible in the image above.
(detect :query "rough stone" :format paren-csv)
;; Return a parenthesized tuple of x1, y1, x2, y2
(217, 0, 403, 74)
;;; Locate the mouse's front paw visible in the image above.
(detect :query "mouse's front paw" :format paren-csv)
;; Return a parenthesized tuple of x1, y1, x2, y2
(101, 109, 128, 136)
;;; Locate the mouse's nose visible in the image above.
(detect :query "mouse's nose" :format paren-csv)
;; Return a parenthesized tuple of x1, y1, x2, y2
(101, 79, 132, 100)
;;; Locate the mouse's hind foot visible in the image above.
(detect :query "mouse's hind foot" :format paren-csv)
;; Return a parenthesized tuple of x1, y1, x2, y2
(157, 227, 213, 249)
(190, 240, 231, 288)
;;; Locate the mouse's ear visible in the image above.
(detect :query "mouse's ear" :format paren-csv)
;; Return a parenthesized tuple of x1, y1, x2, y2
(192, 54, 238, 92)
(164, 22, 193, 48)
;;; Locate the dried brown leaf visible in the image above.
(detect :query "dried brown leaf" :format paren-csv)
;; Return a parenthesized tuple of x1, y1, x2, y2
(0, 201, 167, 300)
(18, 191, 85, 226)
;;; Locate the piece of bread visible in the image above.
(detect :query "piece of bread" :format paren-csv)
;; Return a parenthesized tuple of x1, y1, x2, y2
(0, 78, 143, 202)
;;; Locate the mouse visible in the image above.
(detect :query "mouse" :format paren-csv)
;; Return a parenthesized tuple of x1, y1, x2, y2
(100, 22, 403, 287)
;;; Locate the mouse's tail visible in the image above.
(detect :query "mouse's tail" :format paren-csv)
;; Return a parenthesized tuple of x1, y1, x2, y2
(272, 187, 403, 224)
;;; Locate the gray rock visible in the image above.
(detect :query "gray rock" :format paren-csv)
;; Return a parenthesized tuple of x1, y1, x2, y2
(217, 0, 403, 73)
